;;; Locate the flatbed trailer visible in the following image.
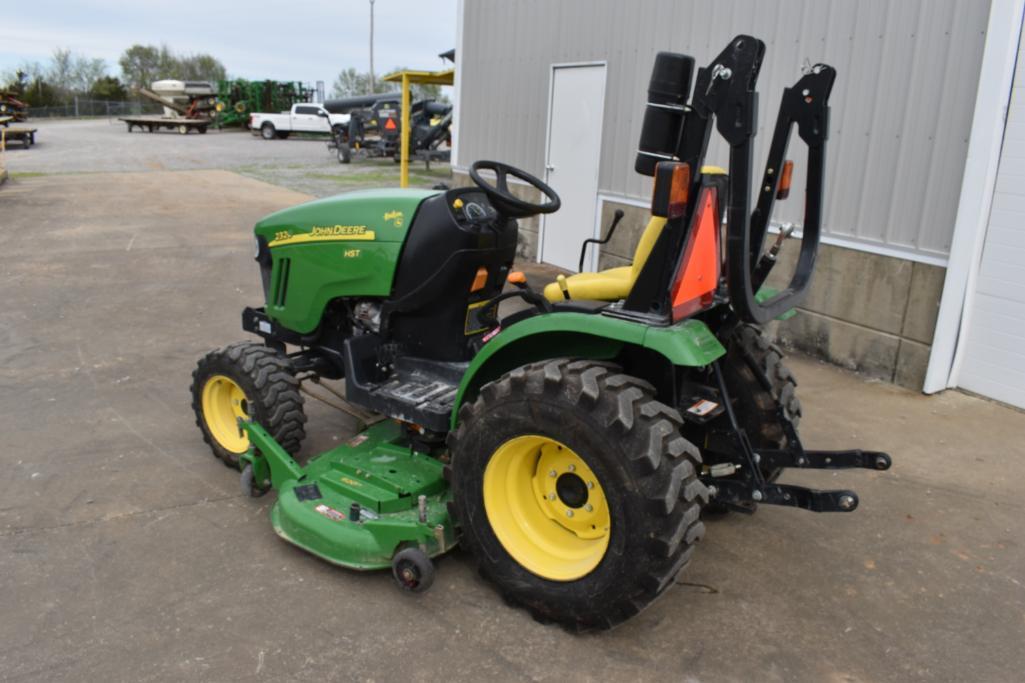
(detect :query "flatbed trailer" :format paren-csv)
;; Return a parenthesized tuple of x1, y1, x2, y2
(118, 116, 212, 134)
(1, 126, 38, 148)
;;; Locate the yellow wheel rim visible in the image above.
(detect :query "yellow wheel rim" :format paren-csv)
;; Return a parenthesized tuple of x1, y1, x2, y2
(483, 435, 611, 581)
(201, 374, 251, 453)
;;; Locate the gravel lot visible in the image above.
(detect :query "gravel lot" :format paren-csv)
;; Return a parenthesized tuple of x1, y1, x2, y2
(2, 117, 452, 196)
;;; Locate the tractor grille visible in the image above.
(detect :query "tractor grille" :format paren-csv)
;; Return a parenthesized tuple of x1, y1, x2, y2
(273, 258, 291, 307)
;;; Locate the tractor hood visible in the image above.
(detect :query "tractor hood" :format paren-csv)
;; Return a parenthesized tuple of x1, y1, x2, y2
(254, 188, 439, 248)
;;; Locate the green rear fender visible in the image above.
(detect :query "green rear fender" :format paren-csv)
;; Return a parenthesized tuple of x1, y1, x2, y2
(449, 313, 725, 429)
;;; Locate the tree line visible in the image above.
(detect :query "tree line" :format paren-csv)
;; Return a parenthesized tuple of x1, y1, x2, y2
(3, 45, 449, 109)
(331, 67, 448, 103)
(2, 46, 226, 107)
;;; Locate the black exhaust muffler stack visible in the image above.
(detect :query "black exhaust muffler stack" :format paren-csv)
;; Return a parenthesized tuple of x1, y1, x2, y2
(634, 52, 694, 176)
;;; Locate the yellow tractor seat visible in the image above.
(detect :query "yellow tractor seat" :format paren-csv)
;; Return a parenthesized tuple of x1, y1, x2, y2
(543, 216, 667, 302)
(542, 166, 726, 303)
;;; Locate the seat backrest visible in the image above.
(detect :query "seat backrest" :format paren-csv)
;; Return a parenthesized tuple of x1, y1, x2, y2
(628, 216, 668, 283)
(626, 167, 725, 285)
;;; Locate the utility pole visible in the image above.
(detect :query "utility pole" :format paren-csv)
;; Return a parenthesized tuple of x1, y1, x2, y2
(369, 0, 376, 93)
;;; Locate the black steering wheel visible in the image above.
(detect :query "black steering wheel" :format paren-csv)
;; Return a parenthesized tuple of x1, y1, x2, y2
(469, 160, 561, 218)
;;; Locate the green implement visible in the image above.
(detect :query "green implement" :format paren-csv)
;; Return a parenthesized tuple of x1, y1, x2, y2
(240, 420, 454, 576)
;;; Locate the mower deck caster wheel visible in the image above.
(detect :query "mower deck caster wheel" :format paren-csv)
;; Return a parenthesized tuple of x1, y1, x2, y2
(240, 464, 269, 498)
(391, 548, 434, 593)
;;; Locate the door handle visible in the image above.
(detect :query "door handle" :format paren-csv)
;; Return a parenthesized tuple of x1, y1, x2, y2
(545, 164, 555, 172)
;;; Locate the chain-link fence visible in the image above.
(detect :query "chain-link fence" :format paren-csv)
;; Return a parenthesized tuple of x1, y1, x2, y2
(25, 99, 163, 119)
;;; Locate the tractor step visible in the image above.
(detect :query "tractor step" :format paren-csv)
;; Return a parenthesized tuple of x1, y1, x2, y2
(344, 336, 465, 433)
(371, 375, 458, 417)
(351, 373, 458, 432)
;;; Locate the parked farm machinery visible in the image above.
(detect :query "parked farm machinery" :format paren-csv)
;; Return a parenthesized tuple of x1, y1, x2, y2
(119, 80, 218, 134)
(0, 92, 29, 122)
(328, 97, 452, 167)
(217, 79, 316, 128)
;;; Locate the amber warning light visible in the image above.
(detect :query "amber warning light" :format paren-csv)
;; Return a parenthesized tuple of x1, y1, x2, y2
(776, 160, 794, 200)
(651, 162, 691, 219)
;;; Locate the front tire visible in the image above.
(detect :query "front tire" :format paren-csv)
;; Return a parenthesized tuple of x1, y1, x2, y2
(449, 359, 707, 631)
(191, 342, 306, 467)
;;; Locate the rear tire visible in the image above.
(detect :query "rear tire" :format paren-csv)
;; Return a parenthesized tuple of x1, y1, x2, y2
(700, 324, 802, 513)
(727, 324, 802, 440)
(191, 342, 306, 468)
(260, 123, 275, 140)
(449, 359, 707, 631)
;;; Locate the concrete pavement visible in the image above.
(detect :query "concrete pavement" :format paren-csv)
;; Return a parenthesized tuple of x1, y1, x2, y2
(1, 170, 1023, 682)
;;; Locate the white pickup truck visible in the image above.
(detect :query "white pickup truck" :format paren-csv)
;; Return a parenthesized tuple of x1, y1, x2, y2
(249, 103, 350, 140)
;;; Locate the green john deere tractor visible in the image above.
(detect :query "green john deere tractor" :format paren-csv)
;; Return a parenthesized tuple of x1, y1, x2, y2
(192, 36, 891, 630)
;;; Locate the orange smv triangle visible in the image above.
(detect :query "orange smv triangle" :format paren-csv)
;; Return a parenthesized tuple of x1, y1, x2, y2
(670, 187, 721, 320)
(384, 117, 397, 130)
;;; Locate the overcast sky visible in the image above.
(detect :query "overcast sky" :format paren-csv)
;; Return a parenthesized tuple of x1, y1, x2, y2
(0, 0, 456, 88)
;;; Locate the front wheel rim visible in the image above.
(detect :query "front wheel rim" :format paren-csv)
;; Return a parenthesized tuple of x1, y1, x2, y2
(201, 374, 250, 453)
(483, 435, 611, 581)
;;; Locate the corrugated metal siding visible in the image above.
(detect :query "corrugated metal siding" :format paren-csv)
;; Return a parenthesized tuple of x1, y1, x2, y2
(457, 0, 992, 259)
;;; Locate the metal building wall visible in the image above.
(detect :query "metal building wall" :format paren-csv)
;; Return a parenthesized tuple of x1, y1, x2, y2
(456, 0, 992, 262)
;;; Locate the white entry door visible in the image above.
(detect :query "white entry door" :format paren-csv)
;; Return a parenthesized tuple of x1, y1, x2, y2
(956, 30, 1025, 408)
(540, 64, 606, 272)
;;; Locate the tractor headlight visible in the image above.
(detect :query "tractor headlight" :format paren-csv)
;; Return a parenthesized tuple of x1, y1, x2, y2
(254, 235, 261, 259)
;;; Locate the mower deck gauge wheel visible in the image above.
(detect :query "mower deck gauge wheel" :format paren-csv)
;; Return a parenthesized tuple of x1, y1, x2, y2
(391, 548, 435, 593)
(239, 464, 269, 498)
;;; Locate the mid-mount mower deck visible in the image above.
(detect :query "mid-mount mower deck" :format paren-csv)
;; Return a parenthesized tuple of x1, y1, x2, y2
(191, 35, 892, 630)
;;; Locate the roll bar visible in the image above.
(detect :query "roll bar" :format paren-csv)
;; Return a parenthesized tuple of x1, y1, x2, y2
(737, 64, 835, 323)
(623, 35, 835, 325)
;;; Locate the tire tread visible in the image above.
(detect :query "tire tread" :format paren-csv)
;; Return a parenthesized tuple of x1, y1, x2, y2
(190, 342, 307, 467)
(449, 358, 706, 631)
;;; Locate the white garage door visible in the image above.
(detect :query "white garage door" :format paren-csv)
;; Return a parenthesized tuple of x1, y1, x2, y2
(957, 31, 1025, 409)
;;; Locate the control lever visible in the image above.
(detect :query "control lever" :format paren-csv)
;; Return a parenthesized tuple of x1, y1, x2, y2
(578, 209, 625, 273)
(768, 223, 796, 258)
(752, 223, 795, 291)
